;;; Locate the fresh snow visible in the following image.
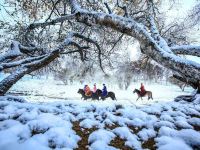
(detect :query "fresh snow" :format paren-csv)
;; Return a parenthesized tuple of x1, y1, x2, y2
(0, 77, 199, 149)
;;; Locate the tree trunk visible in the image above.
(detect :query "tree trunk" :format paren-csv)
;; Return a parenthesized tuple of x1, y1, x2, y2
(0, 51, 59, 96)
(0, 68, 29, 96)
(197, 82, 200, 94)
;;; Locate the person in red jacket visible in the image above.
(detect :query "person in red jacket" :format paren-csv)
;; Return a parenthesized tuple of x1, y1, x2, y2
(140, 83, 146, 96)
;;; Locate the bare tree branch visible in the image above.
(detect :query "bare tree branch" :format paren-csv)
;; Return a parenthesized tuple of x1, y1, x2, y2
(68, 0, 200, 87)
(104, 2, 112, 14)
(28, 14, 75, 30)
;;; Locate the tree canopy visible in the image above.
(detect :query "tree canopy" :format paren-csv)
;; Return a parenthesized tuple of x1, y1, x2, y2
(0, 0, 200, 95)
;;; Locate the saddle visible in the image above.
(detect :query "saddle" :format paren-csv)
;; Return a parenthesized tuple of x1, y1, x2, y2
(102, 92, 108, 97)
(140, 91, 147, 97)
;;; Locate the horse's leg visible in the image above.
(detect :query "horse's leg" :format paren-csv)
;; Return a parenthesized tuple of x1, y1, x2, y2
(95, 95, 99, 100)
(150, 93, 153, 100)
(110, 94, 115, 100)
(110, 94, 114, 100)
(136, 97, 139, 101)
(147, 94, 150, 100)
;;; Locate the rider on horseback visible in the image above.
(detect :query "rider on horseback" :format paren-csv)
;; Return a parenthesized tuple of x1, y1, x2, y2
(140, 83, 146, 96)
(102, 84, 108, 97)
(93, 83, 97, 93)
(84, 85, 92, 96)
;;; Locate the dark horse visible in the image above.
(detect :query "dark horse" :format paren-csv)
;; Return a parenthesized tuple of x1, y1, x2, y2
(133, 89, 153, 101)
(96, 89, 117, 100)
(77, 89, 99, 100)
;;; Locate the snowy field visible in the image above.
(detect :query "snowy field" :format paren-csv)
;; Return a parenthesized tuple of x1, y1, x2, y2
(0, 76, 200, 150)
(6, 76, 194, 106)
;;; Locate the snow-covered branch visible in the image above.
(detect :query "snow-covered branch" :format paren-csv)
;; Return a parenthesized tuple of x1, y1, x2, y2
(0, 51, 59, 96)
(68, 0, 200, 90)
(171, 45, 200, 57)
(0, 55, 46, 71)
(0, 31, 108, 95)
(0, 41, 47, 64)
(146, 0, 172, 53)
(0, 41, 22, 63)
(71, 32, 105, 73)
(104, 2, 112, 14)
(28, 14, 75, 30)
(19, 45, 45, 54)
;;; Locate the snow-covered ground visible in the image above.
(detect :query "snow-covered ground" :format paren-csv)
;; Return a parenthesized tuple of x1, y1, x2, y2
(0, 95, 200, 150)
(0, 76, 200, 150)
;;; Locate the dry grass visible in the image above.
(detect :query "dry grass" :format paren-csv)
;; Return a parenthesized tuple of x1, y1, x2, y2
(142, 138, 156, 150)
(110, 136, 132, 150)
(32, 109, 200, 149)
(72, 121, 97, 150)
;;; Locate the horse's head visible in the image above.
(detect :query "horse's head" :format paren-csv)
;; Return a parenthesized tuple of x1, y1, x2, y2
(96, 89, 102, 96)
(133, 89, 139, 94)
(77, 89, 84, 94)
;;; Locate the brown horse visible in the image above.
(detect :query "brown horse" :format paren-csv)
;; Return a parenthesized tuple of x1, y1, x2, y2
(133, 89, 153, 101)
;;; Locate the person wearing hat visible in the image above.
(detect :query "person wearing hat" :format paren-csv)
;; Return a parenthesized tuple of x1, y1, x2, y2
(102, 83, 108, 97)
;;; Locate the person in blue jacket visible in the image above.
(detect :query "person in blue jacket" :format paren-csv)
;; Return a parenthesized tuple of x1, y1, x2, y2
(102, 84, 108, 97)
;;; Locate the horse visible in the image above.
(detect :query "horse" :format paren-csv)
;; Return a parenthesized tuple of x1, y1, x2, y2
(96, 89, 117, 100)
(77, 89, 99, 100)
(133, 88, 153, 101)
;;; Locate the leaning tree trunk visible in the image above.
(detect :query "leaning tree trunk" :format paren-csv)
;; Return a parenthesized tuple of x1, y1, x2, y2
(0, 51, 59, 96)
(0, 68, 30, 96)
